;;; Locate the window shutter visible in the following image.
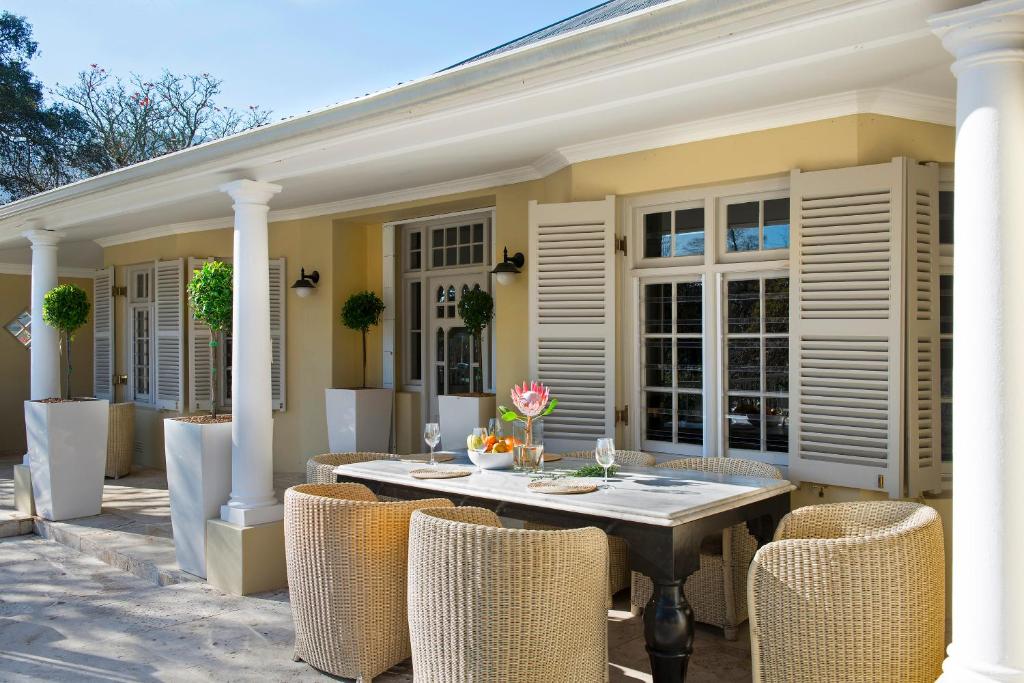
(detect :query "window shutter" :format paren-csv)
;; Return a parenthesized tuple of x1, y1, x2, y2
(187, 257, 214, 412)
(528, 195, 617, 453)
(154, 259, 184, 411)
(269, 257, 286, 411)
(93, 267, 114, 400)
(789, 160, 906, 497)
(904, 162, 942, 496)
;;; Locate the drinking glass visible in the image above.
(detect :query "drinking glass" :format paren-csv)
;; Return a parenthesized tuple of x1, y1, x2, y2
(471, 427, 487, 472)
(487, 417, 500, 438)
(424, 422, 441, 466)
(595, 437, 616, 488)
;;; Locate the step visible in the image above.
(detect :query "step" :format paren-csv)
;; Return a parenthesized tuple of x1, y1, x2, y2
(0, 510, 33, 538)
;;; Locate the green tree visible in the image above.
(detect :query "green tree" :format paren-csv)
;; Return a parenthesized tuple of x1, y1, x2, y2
(341, 291, 385, 389)
(42, 284, 90, 399)
(0, 12, 103, 202)
(457, 287, 494, 393)
(187, 261, 232, 418)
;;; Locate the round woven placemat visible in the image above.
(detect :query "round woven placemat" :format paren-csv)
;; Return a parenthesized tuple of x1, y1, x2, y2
(528, 479, 598, 495)
(410, 467, 472, 480)
(401, 454, 455, 464)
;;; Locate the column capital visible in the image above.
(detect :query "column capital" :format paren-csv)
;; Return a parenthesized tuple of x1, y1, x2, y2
(22, 229, 61, 248)
(930, 0, 1024, 74)
(219, 179, 282, 207)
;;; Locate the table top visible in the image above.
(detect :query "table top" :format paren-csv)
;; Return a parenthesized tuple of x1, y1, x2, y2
(335, 455, 794, 527)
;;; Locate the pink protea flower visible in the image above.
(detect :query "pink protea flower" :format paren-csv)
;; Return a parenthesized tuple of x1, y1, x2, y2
(511, 381, 550, 418)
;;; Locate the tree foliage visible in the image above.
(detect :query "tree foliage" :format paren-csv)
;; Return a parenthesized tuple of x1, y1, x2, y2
(187, 261, 233, 417)
(457, 287, 494, 393)
(42, 283, 91, 399)
(340, 291, 385, 389)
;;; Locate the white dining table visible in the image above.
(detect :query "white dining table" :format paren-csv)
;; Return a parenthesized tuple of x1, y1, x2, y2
(335, 455, 794, 683)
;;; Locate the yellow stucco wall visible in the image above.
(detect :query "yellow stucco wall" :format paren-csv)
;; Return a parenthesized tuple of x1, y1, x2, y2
(0, 273, 95, 455)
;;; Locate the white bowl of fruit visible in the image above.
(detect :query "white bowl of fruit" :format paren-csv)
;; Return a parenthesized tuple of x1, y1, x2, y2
(466, 433, 516, 470)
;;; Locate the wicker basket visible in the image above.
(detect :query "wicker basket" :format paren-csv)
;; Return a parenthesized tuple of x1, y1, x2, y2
(748, 501, 945, 683)
(105, 402, 135, 479)
(630, 457, 782, 640)
(284, 483, 453, 681)
(408, 506, 609, 682)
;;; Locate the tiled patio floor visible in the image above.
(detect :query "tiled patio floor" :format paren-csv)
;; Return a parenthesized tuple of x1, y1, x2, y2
(0, 456, 752, 682)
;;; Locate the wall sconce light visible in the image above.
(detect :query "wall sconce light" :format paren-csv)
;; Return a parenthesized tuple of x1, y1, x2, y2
(291, 267, 320, 298)
(491, 247, 525, 286)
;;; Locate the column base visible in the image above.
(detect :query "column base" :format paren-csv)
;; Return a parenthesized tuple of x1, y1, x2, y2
(205, 518, 287, 596)
(14, 464, 35, 516)
(220, 501, 283, 527)
(939, 648, 1024, 683)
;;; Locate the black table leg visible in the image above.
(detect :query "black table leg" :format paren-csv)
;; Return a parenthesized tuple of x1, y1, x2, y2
(644, 578, 695, 683)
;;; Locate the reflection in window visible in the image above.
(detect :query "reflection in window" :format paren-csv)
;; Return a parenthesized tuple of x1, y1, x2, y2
(726, 202, 759, 252)
(408, 231, 422, 270)
(939, 190, 954, 245)
(430, 222, 486, 267)
(940, 274, 953, 462)
(447, 327, 472, 395)
(409, 282, 422, 382)
(643, 207, 705, 259)
(5, 310, 31, 348)
(725, 197, 790, 253)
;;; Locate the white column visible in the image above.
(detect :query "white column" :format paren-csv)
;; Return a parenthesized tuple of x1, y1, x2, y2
(24, 229, 61, 400)
(931, 3, 1024, 681)
(219, 180, 283, 527)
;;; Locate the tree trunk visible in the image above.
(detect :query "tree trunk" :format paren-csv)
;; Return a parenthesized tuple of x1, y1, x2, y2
(473, 332, 481, 394)
(65, 331, 72, 400)
(210, 333, 219, 418)
(361, 329, 367, 389)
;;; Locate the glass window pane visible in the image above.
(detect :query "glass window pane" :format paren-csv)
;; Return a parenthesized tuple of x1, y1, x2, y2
(458, 246, 470, 264)
(446, 227, 457, 246)
(764, 278, 789, 333)
(940, 275, 953, 335)
(676, 281, 702, 335)
(446, 247, 457, 264)
(447, 305, 456, 318)
(436, 364, 445, 396)
(410, 282, 421, 330)
(447, 286, 456, 302)
(941, 403, 953, 462)
(436, 286, 445, 304)
(410, 232, 421, 250)
(765, 338, 788, 393)
(941, 339, 953, 398)
(765, 397, 789, 452)
(645, 392, 673, 442)
(459, 224, 470, 243)
(432, 248, 443, 268)
(409, 252, 421, 270)
(17, 311, 31, 327)
(644, 212, 671, 258)
(677, 394, 703, 445)
(472, 244, 483, 263)
(473, 223, 484, 242)
(763, 198, 790, 250)
(644, 338, 672, 388)
(644, 283, 671, 334)
(447, 327, 472, 394)
(410, 332, 421, 380)
(436, 306, 444, 318)
(674, 208, 704, 256)
(727, 396, 761, 450)
(727, 338, 760, 392)
(727, 279, 760, 333)
(436, 328, 444, 362)
(432, 229, 443, 248)
(939, 190, 954, 245)
(726, 201, 759, 252)
(676, 339, 702, 390)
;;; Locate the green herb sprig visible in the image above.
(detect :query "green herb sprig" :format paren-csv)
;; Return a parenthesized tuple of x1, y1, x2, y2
(570, 464, 619, 478)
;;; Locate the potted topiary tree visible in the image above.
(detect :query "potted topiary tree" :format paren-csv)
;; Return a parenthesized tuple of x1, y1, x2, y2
(25, 283, 110, 521)
(325, 290, 392, 453)
(438, 287, 495, 449)
(164, 261, 233, 578)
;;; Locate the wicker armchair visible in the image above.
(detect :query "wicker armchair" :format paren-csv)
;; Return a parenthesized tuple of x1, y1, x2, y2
(284, 483, 453, 681)
(630, 457, 782, 640)
(748, 501, 945, 683)
(306, 452, 393, 484)
(408, 506, 609, 683)
(559, 449, 657, 467)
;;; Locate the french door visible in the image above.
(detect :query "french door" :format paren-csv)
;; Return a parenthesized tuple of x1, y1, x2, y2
(427, 273, 490, 421)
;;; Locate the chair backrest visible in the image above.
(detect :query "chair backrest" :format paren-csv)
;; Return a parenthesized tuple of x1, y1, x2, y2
(306, 452, 393, 484)
(660, 456, 782, 480)
(559, 449, 656, 466)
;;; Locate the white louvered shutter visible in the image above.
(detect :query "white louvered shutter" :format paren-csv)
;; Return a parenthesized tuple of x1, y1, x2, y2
(904, 162, 942, 496)
(187, 257, 215, 412)
(269, 257, 286, 411)
(789, 161, 906, 497)
(528, 196, 616, 453)
(93, 267, 114, 400)
(154, 259, 184, 410)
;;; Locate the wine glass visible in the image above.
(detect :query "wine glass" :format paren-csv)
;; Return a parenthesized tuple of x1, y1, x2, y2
(487, 417, 499, 437)
(424, 422, 441, 467)
(471, 427, 487, 472)
(595, 437, 616, 488)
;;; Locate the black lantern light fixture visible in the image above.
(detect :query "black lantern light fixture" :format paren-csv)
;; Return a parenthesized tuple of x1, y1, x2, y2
(491, 247, 525, 286)
(291, 267, 320, 298)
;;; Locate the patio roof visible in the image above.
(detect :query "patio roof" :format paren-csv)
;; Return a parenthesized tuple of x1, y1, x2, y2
(0, 0, 964, 259)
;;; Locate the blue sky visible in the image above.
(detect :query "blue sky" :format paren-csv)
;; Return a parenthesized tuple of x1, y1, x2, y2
(6, 0, 597, 120)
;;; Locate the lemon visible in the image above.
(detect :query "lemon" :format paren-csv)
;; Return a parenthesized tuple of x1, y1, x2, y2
(467, 434, 485, 451)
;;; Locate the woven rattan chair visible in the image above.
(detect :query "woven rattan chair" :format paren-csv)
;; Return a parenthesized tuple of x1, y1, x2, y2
(408, 506, 609, 683)
(284, 483, 453, 682)
(305, 452, 394, 484)
(531, 449, 656, 598)
(630, 457, 782, 640)
(748, 501, 945, 683)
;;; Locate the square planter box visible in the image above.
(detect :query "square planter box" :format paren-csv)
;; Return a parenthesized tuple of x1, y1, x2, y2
(164, 417, 233, 578)
(325, 388, 393, 453)
(25, 398, 109, 521)
(438, 394, 496, 452)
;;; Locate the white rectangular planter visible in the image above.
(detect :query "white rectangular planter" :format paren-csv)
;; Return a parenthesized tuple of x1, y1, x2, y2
(164, 418, 232, 578)
(438, 394, 496, 451)
(25, 399, 109, 521)
(325, 388, 393, 453)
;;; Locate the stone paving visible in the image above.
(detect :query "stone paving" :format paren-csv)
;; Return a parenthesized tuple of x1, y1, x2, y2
(0, 456, 752, 682)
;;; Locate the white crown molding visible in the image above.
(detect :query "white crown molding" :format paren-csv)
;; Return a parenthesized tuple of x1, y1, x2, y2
(0, 262, 98, 278)
(532, 150, 571, 178)
(94, 217, 233, 248)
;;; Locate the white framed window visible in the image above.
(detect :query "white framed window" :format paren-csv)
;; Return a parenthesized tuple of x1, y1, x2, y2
(429, 221, 486, 268)
(127, 264, 155, 405)
(640, 200, 706, 265)
(5, 309, 31, 348)
(717, 191, 790, 262)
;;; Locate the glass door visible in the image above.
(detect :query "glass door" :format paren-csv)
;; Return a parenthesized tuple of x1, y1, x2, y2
(427, 274, 490, 421)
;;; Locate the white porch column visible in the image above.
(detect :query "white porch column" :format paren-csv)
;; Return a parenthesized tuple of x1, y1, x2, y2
(219, 180, 282, 527)
(24, 229, 61, 401)
(931, 3, 1024, 681)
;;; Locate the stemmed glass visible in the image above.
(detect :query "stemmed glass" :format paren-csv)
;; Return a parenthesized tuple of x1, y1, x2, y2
(471, 427, 487, 472)
(424, 422, 441, 467)
(595, 437, 616, 489)
(487, 418, 499, 437)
